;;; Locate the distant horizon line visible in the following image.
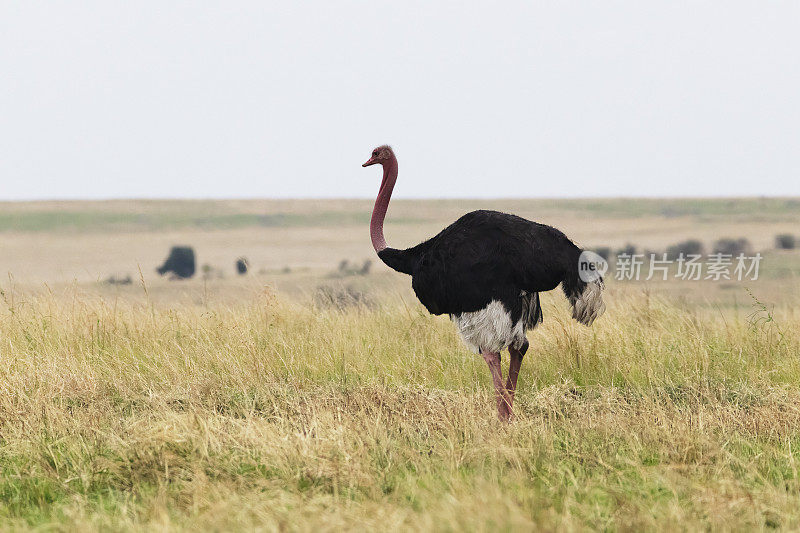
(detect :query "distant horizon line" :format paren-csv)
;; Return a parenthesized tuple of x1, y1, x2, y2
(1, 194, 800, 204)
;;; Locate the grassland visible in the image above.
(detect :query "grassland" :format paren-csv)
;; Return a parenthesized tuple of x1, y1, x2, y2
(1, 198, 800, 530)
(2, 283, 800, 531)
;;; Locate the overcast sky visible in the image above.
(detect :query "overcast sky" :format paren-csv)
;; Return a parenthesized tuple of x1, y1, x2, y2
(2, 2, 798, 200)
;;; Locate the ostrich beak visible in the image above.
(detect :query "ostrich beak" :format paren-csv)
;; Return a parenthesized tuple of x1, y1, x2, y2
(362, 158, 377, 167)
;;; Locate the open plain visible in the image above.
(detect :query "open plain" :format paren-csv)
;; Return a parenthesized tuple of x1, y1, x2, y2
(1, 198, 800, 530)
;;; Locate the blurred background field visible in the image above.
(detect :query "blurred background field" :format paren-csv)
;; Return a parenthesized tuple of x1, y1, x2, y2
(2, 197, 799, 306)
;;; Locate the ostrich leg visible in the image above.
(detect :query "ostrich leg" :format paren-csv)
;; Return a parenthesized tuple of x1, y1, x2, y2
(481, 351, 513, 421)
(505, 346, 525, 414)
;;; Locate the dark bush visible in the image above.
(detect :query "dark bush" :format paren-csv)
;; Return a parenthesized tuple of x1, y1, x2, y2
(712, 238, 752, 256)
(593, 247, 612, 261)
(332, 259, 373, 277)
(666, 239, 704, 259)
(775, 234, 796, 250)
(104, 274, 132, 285)
(236, 257, 249, 275)
(157, 246, 196, 279)
(615, 244, 637, 260)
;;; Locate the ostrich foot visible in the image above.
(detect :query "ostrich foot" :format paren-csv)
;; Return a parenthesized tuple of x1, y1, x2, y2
(497, 396, 512, 422)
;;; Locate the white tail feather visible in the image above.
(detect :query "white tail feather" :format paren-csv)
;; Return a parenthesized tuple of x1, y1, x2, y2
(571, 279, 606, 326)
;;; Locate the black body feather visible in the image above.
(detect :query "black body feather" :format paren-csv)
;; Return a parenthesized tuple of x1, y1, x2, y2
(377, 210, 588, 324)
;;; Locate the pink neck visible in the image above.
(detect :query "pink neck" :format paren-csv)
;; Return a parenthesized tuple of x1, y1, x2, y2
(370, 156, 398, 253)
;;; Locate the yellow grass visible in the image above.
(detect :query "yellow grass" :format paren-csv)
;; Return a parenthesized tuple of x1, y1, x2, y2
(2, 198, 800, 530)
(2, 279, 800, 530)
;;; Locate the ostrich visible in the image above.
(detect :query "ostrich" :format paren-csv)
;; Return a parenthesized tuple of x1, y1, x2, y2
(363, 145, 605, 421)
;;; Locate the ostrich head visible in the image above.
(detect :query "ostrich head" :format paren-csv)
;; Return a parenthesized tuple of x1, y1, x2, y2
(362, 145, 394, 167)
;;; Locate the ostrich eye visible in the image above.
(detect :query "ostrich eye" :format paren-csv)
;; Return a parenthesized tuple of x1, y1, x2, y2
(372, 151, 378, 156)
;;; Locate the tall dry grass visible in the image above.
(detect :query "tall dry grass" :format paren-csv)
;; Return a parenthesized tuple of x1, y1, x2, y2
(1, 283, 800, 530)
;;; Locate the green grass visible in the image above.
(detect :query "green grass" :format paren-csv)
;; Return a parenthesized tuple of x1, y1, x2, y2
(0, 210, 393, 233)
(557, 197, 800, 220)
(0, 210, 434, 233)
(1, 286, 800, 530)
(1, 197, 799, 233)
